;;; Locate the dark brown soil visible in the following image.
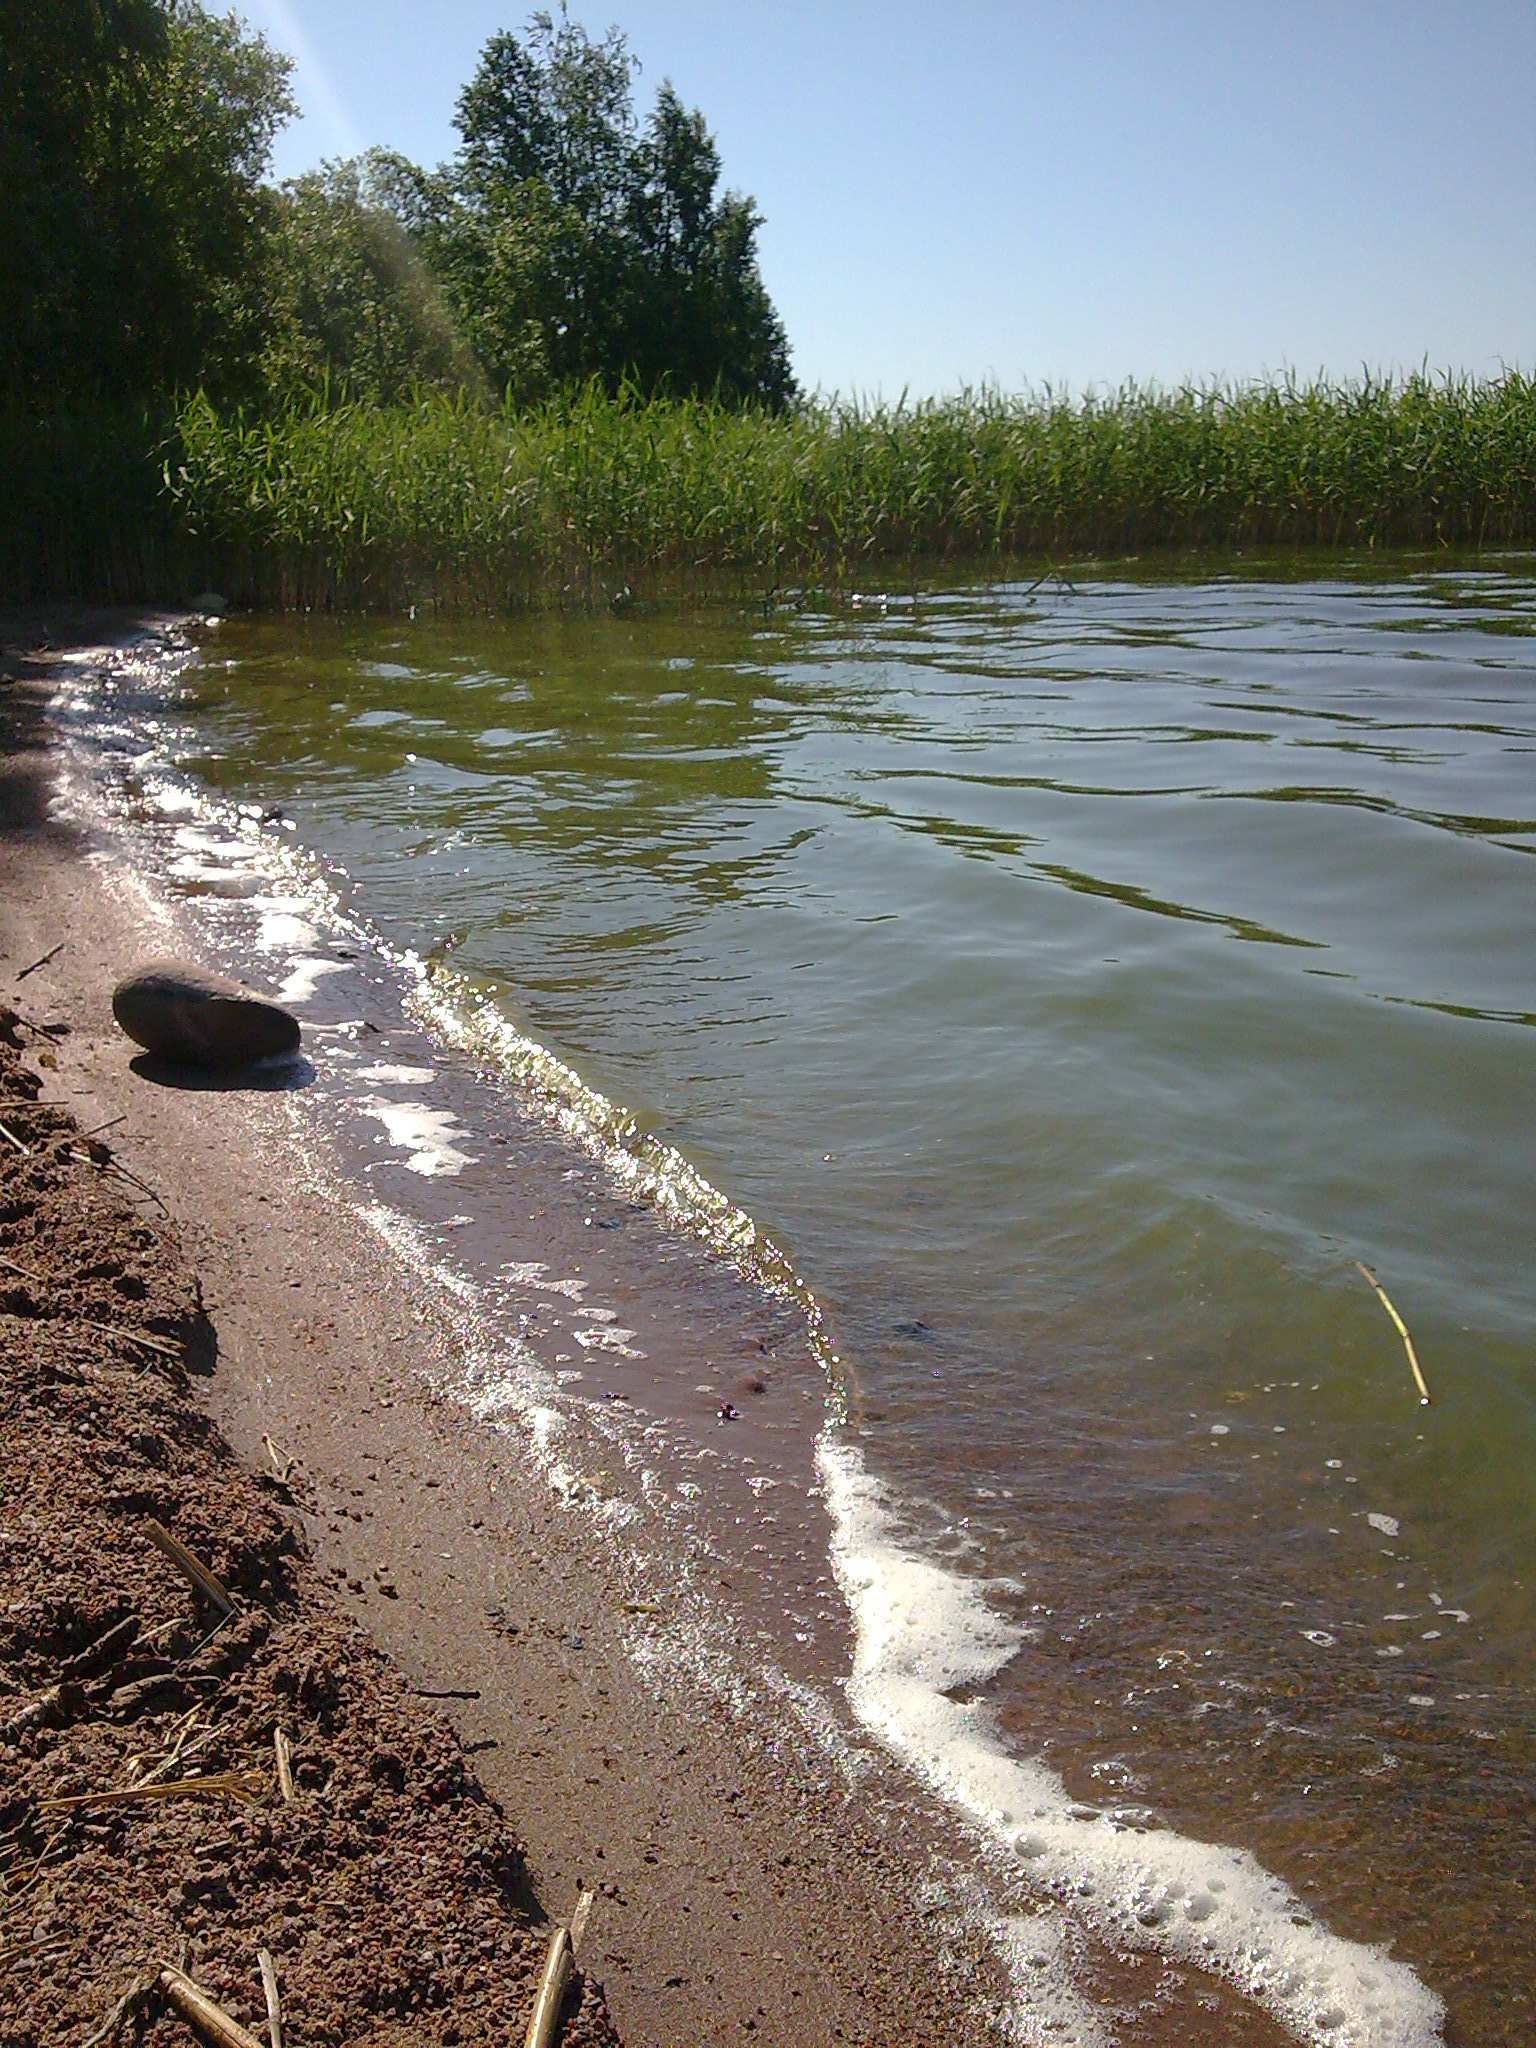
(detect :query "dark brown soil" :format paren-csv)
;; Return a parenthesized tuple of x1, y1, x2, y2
(0, 1004, 619, 2048)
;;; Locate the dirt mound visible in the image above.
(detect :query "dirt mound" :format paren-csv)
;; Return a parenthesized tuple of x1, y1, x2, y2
(0, 1004, 619, 2048)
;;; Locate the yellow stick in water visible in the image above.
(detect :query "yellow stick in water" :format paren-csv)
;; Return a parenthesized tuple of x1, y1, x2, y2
(1355, 1262, 1432, 1406)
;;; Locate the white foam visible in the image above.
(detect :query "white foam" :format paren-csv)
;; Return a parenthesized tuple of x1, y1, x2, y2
(1367, 1513, 1401, 1538)
(173, 825, 258, 861)
(359, 1097, 475, 1177)
(166, 854, 265, 897)
(817, 1436, 1444, 2048)
(249, 894, 323, 953)
(276, 957, 350, 1006)
(356, 1062, 437, 1085)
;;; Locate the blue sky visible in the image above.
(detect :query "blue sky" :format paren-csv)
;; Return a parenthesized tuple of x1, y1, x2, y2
(245, 0, 1536, 399)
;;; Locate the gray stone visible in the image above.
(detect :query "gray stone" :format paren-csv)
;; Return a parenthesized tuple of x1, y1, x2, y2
(112, 959, 301, 1069)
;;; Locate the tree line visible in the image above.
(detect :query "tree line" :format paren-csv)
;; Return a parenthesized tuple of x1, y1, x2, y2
(0, 0, 796, 412)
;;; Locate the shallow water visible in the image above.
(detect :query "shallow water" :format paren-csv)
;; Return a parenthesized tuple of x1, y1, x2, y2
(73, 556, 1536, 2042)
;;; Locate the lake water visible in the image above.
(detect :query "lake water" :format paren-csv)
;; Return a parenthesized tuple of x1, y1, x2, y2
(66, 557, 1534, 2045)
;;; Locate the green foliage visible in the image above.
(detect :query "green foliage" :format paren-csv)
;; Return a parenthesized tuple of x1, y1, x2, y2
(438, 11, 795, 407)
(262, 155, 480, 401)
(0, 0, 294, 404)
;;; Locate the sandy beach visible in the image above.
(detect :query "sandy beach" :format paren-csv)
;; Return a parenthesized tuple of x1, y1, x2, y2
(1, 613, 1005, 2048)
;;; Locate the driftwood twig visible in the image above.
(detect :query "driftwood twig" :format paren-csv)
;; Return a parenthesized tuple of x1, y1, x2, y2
(73, 1317, 183, 1360)
(0, 1680, 81, 1743)
(0, 1119, 31, 1156)
(523, 1888, 595, 2048)
(159, 1963, 266, 2048)
(15, 942, 65, 981)
(78, 1113, 128, 1141)
(272, 1727, 295, 1803)
(257, 1948, 283, 2048)
(1354, 1262, 1432, 1405)
(144, 1520, 238, 1616)
(0, 1932, 71, 1971)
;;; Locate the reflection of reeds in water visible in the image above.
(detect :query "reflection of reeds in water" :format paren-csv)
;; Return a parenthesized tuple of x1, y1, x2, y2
(8, 371, 1535, 608)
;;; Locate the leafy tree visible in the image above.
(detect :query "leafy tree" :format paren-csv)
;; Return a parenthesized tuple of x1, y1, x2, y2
(447, 11, 795, 407)
(262, 155, 479, 400)
(0, 0, 294, 403)
(621, 85, 794, 407)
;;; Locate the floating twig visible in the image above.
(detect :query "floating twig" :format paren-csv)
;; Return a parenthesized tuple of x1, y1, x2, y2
(15, 942, 65, 981)
(144, 1521, 238, 1616)
(0, 1120, 31, 1156)
(257, 1948, 283, 2048)
(1354, 1262, 1432, 1406)
(40, 1769, 262, 1814)
(159, 1963, 266, 2048)
(524, 1889, 595, 2048)
(411, 1685, 482, 1700)
(272, 1727, 295, 1804)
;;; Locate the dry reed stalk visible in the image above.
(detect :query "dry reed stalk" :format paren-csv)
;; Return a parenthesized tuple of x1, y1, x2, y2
(0, 1933, 71, 1971)
(159, 1964, 266, 2048)
(124, 1705, 210, 1788)
(40, 1769, 262, 1814)
(523, 1889, 594, 2048)
(74, 1317, 183, 1359)
(1354, 1262, 1432, 1405)
(0, 1680, 80, 1742)
(256, 1949, 283, 2048)
(144, 1520, 238, 1615)
(82, 1970, 159, 2048)
(0, 1120, 32, 1155)
(15, 942, 65, 980)
(0, 1251, 45, 1283)
(272, 1727, 295, 1803)
(78, 1113, 128, 1140)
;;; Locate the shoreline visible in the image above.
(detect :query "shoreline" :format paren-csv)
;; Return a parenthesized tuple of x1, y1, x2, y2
(4, 606, 1472, 2048)
(1, 611, 1007, 2047)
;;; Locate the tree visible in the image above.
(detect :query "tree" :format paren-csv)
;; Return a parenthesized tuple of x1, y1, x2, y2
(447, 11, 795, 407)
(621, 86, 794, 407)
(263, 155, 479, 400)
(0, 0, 294, 404)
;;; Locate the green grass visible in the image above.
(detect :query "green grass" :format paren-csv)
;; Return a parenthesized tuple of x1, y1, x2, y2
(7, 372, 1535, 609)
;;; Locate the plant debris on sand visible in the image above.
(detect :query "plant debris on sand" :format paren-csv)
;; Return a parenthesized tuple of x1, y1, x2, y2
(0, 1003, 620, 2048)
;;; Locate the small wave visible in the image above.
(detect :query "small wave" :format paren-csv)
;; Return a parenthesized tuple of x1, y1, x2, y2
(817, 1435, 1444, 2048)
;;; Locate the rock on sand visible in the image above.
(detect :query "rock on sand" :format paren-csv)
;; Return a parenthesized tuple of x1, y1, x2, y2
(112, 959, 301, 1069)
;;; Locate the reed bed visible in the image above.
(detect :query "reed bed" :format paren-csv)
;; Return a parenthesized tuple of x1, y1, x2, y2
(8, 373, 1535, 609)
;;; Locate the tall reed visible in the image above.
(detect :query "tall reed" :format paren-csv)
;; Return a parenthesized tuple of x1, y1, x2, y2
(8, 373, 1534, 610)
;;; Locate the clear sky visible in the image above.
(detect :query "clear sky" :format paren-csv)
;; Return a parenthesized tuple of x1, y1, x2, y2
(245, 0, 1536, 400)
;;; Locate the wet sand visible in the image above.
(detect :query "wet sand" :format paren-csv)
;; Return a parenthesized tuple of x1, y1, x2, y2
(0, 613, 1009, 2046)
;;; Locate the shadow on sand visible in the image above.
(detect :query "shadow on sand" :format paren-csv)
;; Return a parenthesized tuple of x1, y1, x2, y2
(129, 1051, 317, 1092)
